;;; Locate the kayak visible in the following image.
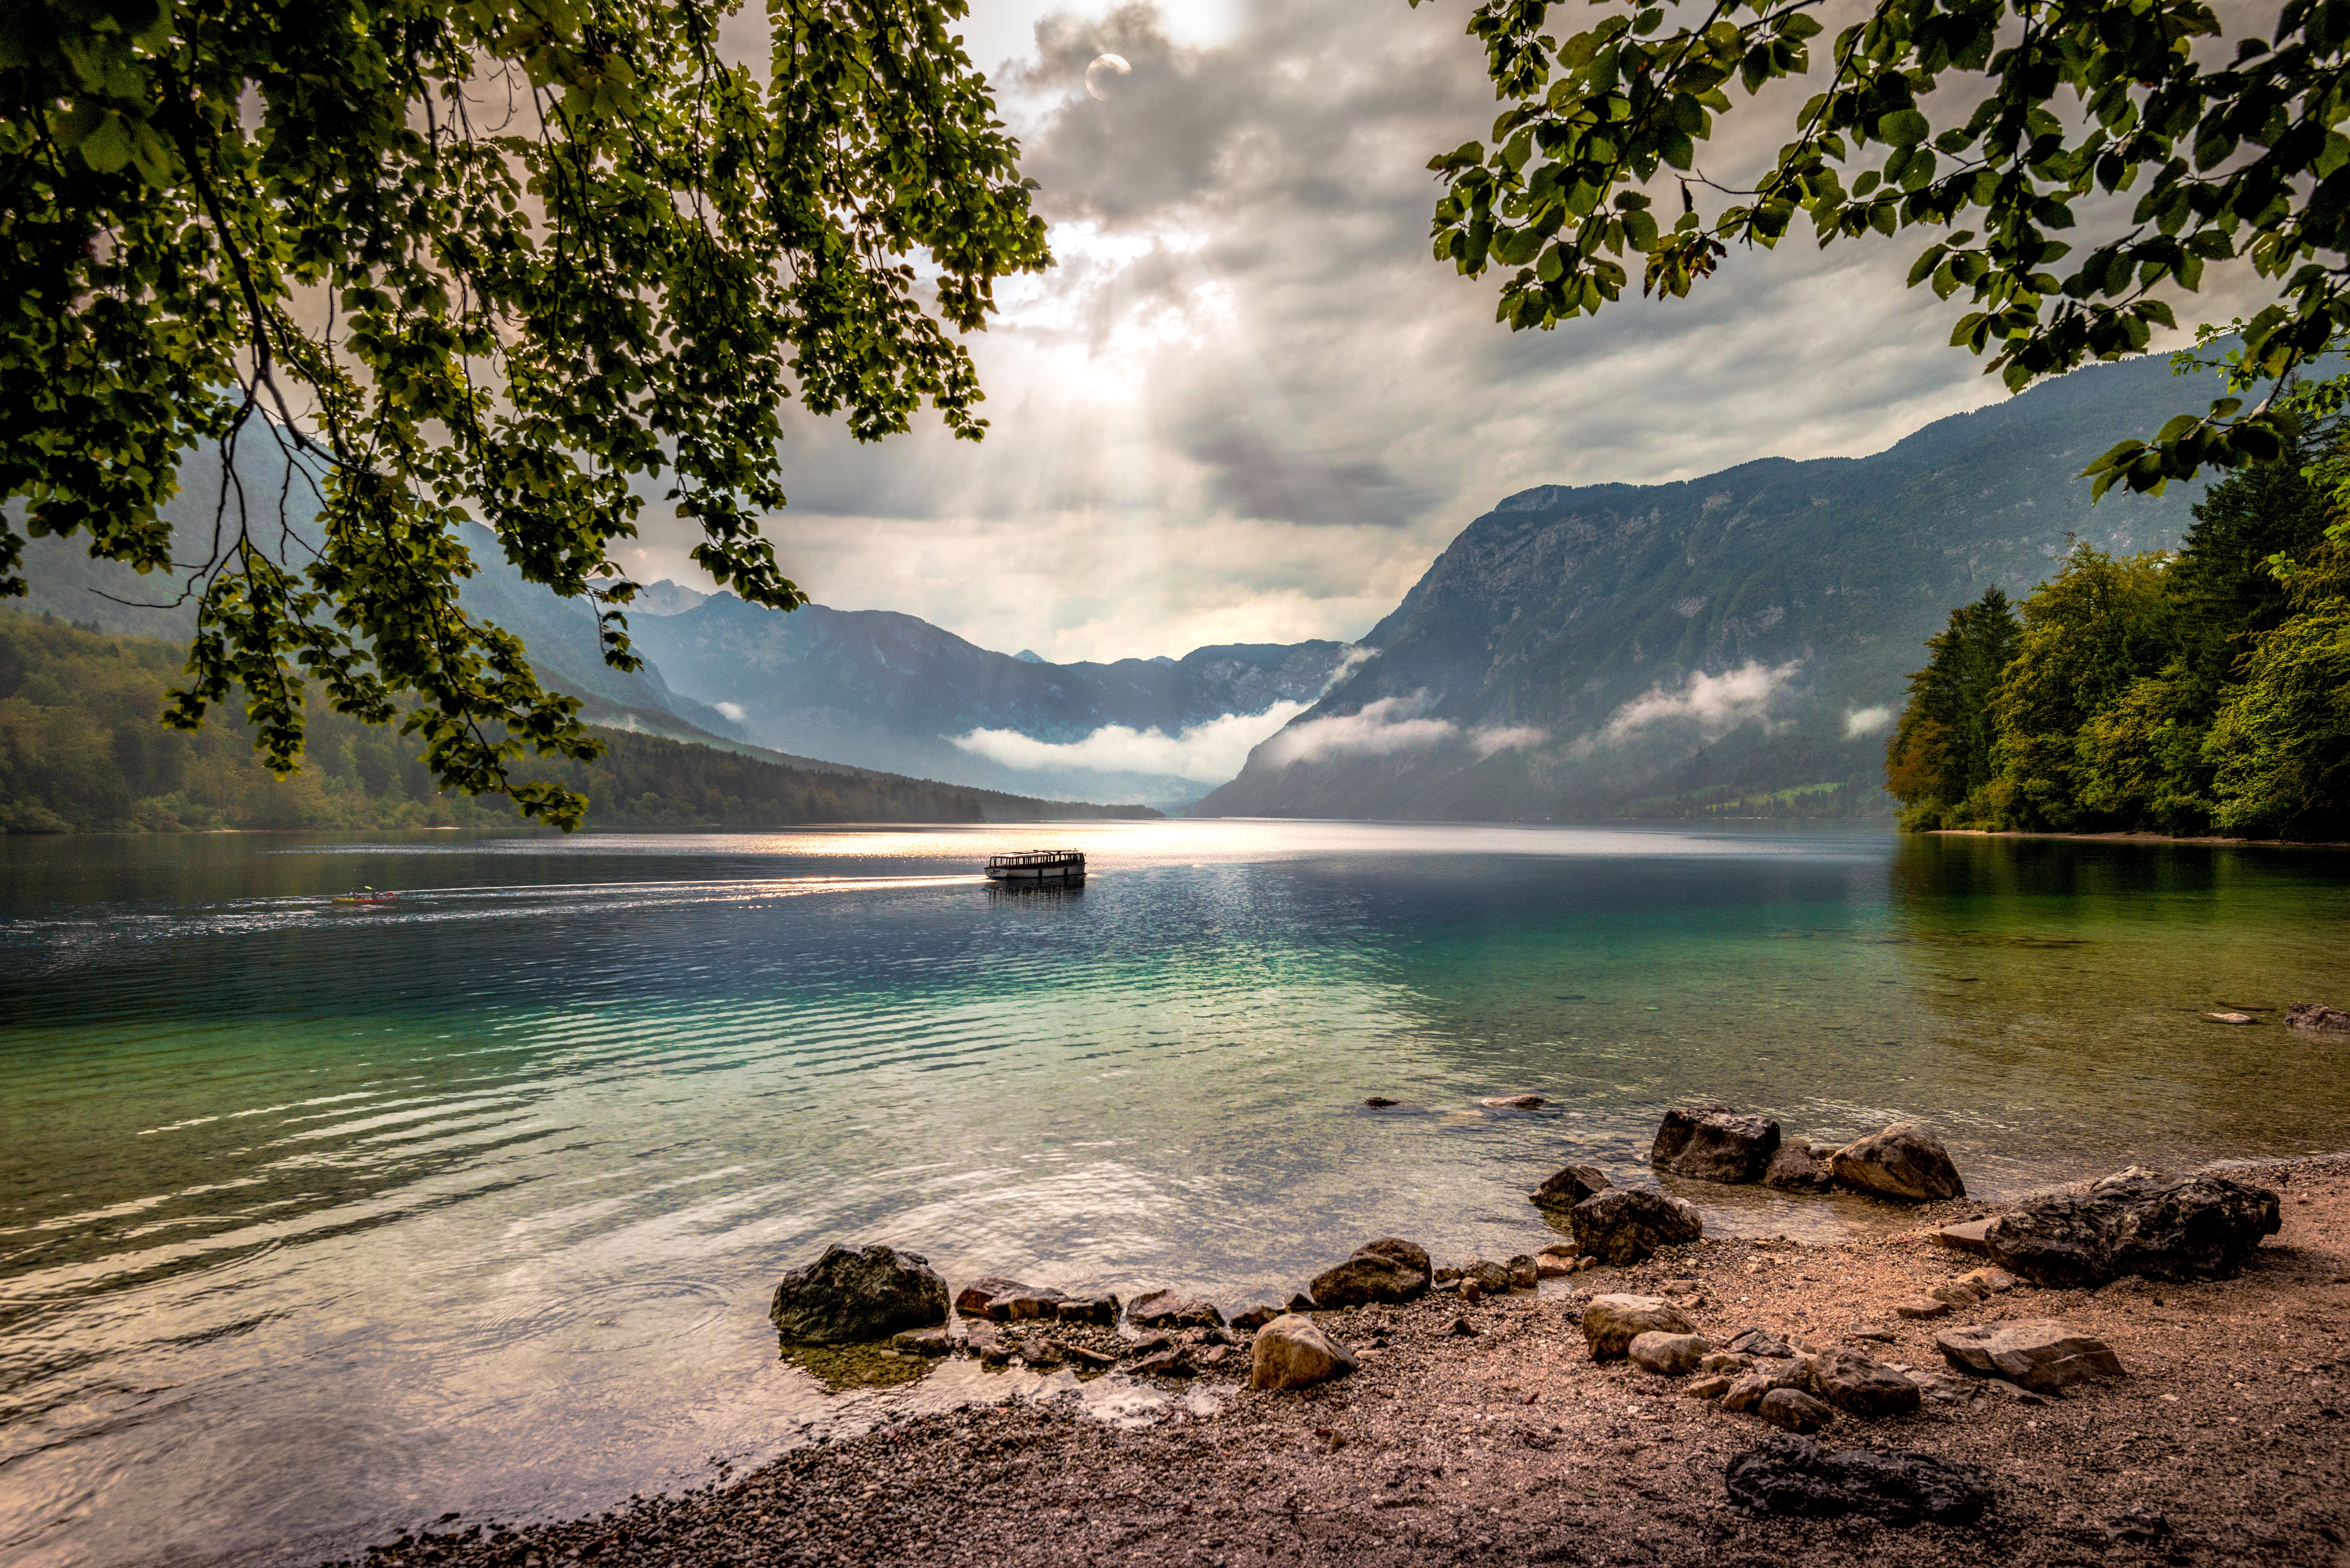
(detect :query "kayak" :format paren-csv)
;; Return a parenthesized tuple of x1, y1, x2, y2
(332, 888, 400, 905)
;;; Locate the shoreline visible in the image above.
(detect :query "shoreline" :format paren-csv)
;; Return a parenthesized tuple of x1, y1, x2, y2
(1925, 827, 2350, 850)
(325, 1153, 2350, 1568)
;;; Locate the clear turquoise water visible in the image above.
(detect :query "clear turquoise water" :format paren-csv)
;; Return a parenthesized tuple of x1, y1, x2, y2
(2, 821, 2345, 1566)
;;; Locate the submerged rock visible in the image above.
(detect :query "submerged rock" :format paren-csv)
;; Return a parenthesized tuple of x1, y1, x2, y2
(1652, 1105, 1781, 1184)
(1724, 1434, 1993, 1525)
(1983, 1170, 2281, 1287)
(1529, 1163, 1613, 1214)
(1249, 1313, 1358, 1391)
(1831, 1123, 1966, 1203)
(2287, 1001, 2350, 1035)
(1481, 1093, 1549, 1109)
(1310, 1237, 1431, 1307)
(770, 1244, 949, 1345)
(1569, 1188, 1703, 1265)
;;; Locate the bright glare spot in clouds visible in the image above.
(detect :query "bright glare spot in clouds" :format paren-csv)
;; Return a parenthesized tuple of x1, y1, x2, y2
(1602, 661, 1805, 743)
(1084, 52, 1131, 98)
(1844, 705, 1895, 738)
(950, 701, 1313, 781)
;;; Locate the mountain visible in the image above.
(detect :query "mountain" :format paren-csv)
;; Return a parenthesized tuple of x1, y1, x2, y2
(11, 439, 747, 748)
(626, 596, 1352, 805)
(1192, 353, 2237, 821)
(1, 610, 1157, 833)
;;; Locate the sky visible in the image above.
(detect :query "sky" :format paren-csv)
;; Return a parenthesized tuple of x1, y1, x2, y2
(613, 0, 2259, 666)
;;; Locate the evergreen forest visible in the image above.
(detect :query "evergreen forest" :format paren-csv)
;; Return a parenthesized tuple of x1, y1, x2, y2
(1886, 439, 2350, 840)
(0, 613, 1151, 834)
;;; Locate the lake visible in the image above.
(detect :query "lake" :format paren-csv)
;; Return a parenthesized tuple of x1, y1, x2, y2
(3, 821, 2346, 1567)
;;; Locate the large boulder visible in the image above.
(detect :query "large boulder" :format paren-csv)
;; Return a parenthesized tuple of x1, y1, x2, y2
(770, 1244, 949, 1344)
(1529, 1163, 1613, 1213)
(1724, 1434, 1994, 1526)
(1761, 1140, 1836, 1194)
(1309, 1237, 1431, 1307)
(1830, 1122, 1965, 1203)
(1935, 1321, 2125, 1392)
(1249, 1313, 1358, 1391)
(1809, 1347, 1923, 1418)
(1983, 1170, 2281, 1287)
(1580, 1294, 1697, 1359)
(1568, 1188, 1703, 1265)
(1652, 1106, 1781, 1183)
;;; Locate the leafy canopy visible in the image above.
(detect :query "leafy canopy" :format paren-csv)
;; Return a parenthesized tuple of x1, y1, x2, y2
(0, 0, 1049, 826)
(1415, 0, 2350, 495)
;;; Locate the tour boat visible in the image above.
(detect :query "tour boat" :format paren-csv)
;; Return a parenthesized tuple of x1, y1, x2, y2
(983, 850, 1085, 884)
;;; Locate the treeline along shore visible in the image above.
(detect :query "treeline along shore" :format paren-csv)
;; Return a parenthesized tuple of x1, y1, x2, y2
(0, 611, 1159, 834)
(1885, 433, 2350, 842)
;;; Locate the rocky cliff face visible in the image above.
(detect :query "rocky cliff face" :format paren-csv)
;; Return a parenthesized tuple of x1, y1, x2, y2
(1193, 353, 2227, 820)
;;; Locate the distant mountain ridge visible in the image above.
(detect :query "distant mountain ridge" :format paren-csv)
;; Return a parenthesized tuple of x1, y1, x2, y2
(626, 594, 1350, 805)
(1194, 352, 2236, 820)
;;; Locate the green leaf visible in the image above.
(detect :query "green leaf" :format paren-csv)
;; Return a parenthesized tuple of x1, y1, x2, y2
(1878, 109, 1930, 148)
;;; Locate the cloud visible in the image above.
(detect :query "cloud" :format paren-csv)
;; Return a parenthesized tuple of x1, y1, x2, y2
(1844, 705, 1895, 738)
(714, 701, 747, 723)
(949, 700, 1312, 781)
(1602, 661, 1805, 742)
(607, 0, 2245, 666)
(1258, 692, 1455, 765)
(1472, 725, 1548, 757)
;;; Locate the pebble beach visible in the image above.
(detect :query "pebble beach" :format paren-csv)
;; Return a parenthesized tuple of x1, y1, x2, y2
(323, 1152, 2350, 1568)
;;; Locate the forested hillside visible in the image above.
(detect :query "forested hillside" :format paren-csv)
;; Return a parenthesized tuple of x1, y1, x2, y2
(1886, 439, 2350, 840)
(0, 614, 1156, 834)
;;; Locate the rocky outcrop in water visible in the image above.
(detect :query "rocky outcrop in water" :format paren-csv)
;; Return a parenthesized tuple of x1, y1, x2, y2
(1762, 1140, 1836, 1193)
(1983, 1169, 2281, 1286)
(770, 1244, 950, 1344)
(1830, 1122, 1966, 1203)
(1652, 1104, 1781, 1183)
(1529, 1163, 1612, 1213)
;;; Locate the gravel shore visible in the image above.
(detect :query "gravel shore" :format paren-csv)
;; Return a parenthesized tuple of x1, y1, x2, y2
(332, 1156, 2350, 1568)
